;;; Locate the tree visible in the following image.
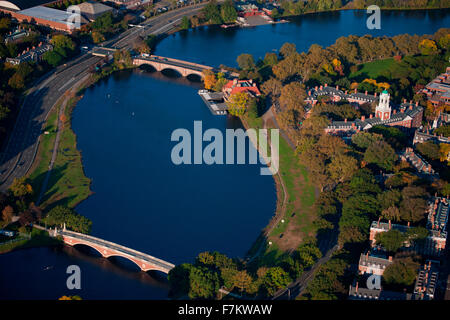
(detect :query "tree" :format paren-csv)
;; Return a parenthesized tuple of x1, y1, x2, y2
(236, 53, 255, 71)
(327, 153, 358, 182)
(232, 270, 253, 294)
(9, 177, 33, 198)
(383, 257, 419, 288)
(202, 69, 217, 90)
(262, 267, 291, 296)
(418, 39, 438, 55)
(375, 229, 406, 252)
(44, 206, 92, 234)
(416, 141, 440, 160)
(279, 42, 297, 58)
(279, 82, 306, 113)
(203, 0, 222, 24)
(363, 140, 396, 171)
(351, 132, 383, 150)
(221, 0, 237, 23)
(180, 16, 191, 30)
(227, 92, 250, 116)
(2, 205, 14, 223)
(8, 73, 25, 90)
(43, 50, 63, 67)
(264, 53, 278, 66)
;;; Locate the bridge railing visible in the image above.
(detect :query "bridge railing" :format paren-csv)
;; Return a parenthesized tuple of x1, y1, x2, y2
(58, 229, 175, 270)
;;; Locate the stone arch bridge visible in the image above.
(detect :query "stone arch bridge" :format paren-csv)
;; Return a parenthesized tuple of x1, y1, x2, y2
(133, 54, 216, 78)
(55, 228, 175, 274)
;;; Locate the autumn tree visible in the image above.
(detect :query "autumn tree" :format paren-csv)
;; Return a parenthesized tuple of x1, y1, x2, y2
(202, 69, 217, 90)
(227, 92, 250, 116)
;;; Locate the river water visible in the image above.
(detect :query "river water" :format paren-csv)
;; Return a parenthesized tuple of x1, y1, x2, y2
(1, 9, 449, 300)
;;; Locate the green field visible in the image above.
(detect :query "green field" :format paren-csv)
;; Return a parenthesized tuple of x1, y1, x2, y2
(0, 228, 60, 254)
(349, 58, 395, 80)
(28, 107, 58, 200)
(28, 95, 91, 210)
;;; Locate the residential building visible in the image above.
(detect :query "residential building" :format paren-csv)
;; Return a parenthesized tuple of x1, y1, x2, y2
(414, 260, 439, 300)
(222, 79, 261, 101)
(324, 90, 423, 135)
(358, 252, 393, 276)
(348, 283, 413, 300)
(4, 26, 30, 43)
(420, 67, 450, 107)
(400, 147, 437, 177)
(5, 42, 52, 65)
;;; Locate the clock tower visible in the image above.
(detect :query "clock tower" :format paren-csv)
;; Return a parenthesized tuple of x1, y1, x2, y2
(375, 90, 391, 121)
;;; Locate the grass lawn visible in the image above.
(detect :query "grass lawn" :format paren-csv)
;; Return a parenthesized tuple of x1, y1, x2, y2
(267, 137, 316, 245)
(28, 106, 58, 200)
(28, 93, 91, 210)
(349, 58, 395, 80)
(0, 228, 60, 254)
(40, 96, 91, 209)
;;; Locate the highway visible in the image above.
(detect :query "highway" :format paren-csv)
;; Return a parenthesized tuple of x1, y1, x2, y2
(0, 2, 210, 191)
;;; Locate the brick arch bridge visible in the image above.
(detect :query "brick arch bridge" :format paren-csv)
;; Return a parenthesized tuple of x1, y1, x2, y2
(133, 54, 215, 78)
(55, 228, 175, 274)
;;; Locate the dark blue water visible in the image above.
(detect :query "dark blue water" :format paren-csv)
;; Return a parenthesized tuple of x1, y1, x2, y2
(72, 70, 276, 263)
(1, 9, 449, 300)
(156, 9, 450, 68)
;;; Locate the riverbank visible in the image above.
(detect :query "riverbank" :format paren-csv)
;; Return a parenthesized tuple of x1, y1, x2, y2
(240, 109, 317, 263)
(27, 77, 94, 210)
(0, 227, 61, 255)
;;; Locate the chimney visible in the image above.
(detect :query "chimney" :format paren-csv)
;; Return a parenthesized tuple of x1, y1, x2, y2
(361, 115, 365, 121)
(388, 220, 392, 229)
(388, 256, 393, 262)
(354, 88, 357, 93)
(345, 90, 348, 95)
(365, 90, 368, 95)
(308, 90, 311, 96)
(416, 101, 419, 106)
(374, 92, 377, 97)
(320, 85, 323, 90)
(409, 105, 413, 110)
(370, 114, 373, 119)
(407, 221, 410, 227)
(401, 109, 404, 113)
(404, 98, 407, 103)
(336, 85, 339, 90)
(393, 110, 397, 114)
(344, 118, 347, 123)
(315, 86, 318, 90)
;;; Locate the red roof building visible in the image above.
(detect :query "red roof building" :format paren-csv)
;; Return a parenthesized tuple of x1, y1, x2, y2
(222, 79, 261, 101)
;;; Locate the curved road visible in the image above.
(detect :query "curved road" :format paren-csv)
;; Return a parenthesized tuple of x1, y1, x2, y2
(0, 2, 211, 191)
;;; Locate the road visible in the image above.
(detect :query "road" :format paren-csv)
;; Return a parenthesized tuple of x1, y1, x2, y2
(0, 2, 210, 191)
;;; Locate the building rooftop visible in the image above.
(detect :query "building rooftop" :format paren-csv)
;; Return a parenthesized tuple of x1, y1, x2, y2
(414, 260, 439, 300)
(17, 6, 83, 28)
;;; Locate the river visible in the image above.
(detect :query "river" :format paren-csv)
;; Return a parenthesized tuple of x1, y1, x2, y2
(0, 9, 449, 300)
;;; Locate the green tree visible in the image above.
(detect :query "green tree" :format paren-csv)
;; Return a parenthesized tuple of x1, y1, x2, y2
(180, 16, 191, 30)
(364, 140, 396, 171)
(236, 53, 255, 71)
(383, 257, 419, 287)
(375, 229, 406, 252)
(9, 177, 33, 198)
(262, 267, 291, 296)
(221, 0, 237, 23)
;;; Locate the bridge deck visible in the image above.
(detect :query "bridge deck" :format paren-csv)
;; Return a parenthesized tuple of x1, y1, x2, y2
(58, 230, 175, 271)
